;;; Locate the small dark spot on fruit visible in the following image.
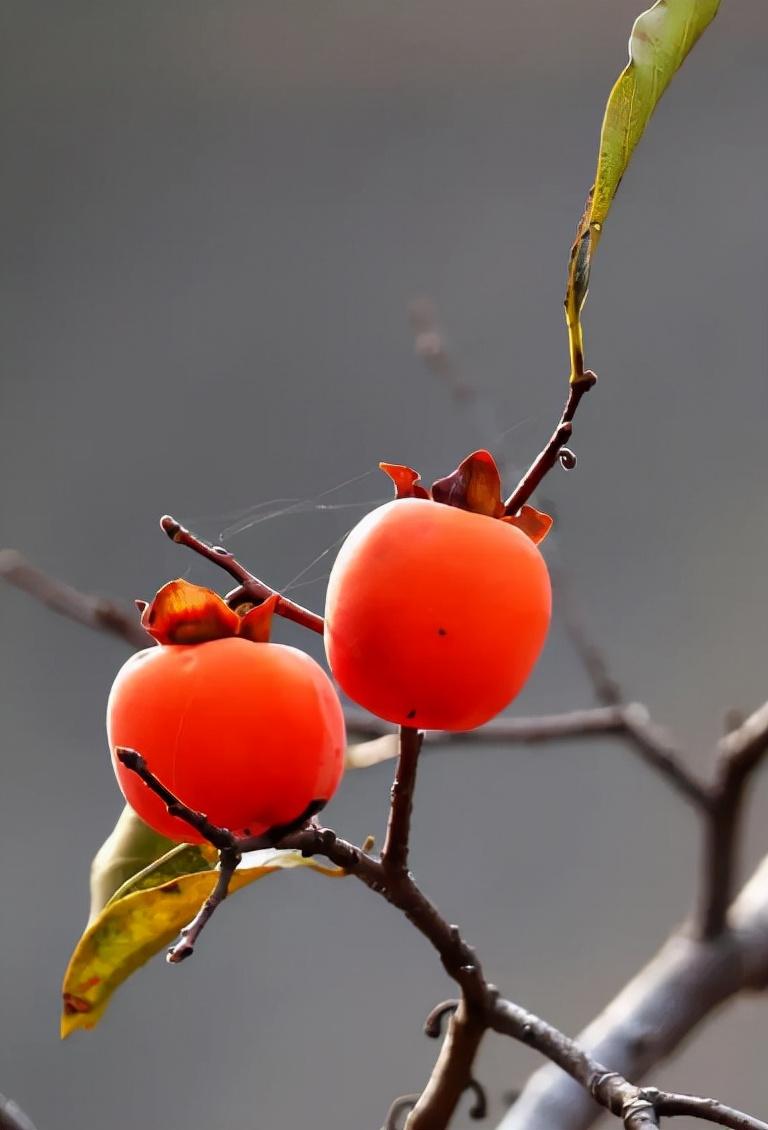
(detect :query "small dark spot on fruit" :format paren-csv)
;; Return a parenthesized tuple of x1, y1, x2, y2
(162, 882, 182, 896)
(437, 627, 447, 636)
(406, 709, 417, 720)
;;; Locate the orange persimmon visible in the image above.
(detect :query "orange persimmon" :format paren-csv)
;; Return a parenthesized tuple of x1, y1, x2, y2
(324, 453, 552, 731)
(108, 581, 345, 842)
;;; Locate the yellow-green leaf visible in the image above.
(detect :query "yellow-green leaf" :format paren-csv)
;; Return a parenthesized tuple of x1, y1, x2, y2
(89, 806, 177, 924)
(62, 849, 344, 1037)
(105, 841, 217, 907)
(565, 0, 720, 381)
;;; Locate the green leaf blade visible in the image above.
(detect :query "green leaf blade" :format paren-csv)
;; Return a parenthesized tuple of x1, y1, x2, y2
(591, 0, 721, 232)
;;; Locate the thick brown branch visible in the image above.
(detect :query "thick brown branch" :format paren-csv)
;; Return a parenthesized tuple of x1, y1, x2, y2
(160, 515, 324, 635)
(382, 726, 424, 874)
(504, 373, 596, 515)
(0, 549, 149, 649)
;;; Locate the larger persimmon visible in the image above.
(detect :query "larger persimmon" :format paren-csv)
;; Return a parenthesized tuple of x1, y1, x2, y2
(324, 452, 552, 731)
(108, 580, 345, 842)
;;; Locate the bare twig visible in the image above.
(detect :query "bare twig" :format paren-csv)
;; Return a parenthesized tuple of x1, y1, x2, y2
(345, 704, 707, 808)
(0, 553, 705, 809)
(160, 515, 325, 635)
(166, 845, 241, 963)
(424, 1000, 459, 1039)
(491, 1001, 768, 1130)
(382, 726, 424, 873)
(504, 374, 596, 516)
(384, 1095, 420, 1130)
(0, 549, 149, 648)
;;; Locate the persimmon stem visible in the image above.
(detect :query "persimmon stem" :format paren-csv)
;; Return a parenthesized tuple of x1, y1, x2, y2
(160, 515, 325, 635)
(503, 373, 596, 515)
(381, 726, 424, 874)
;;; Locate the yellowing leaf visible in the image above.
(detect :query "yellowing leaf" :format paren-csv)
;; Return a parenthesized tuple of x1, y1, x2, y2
(105, 842, 217, 907)
(89, 806, 177, 924)
(62, 849, 344, 1037)
(565, 0, 720, 381)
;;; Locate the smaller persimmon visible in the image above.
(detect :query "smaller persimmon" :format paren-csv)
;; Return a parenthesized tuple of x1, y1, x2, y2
(324, 451, 552, 731)
(108, 581, 345, 842)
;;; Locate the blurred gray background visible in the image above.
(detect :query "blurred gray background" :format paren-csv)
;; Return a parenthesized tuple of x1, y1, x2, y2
(1, 3, 767, 1128)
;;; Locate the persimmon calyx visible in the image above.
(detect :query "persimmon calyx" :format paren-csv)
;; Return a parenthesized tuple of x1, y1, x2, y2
(380, 450, 553, 544)
(139, 579, 278, 645)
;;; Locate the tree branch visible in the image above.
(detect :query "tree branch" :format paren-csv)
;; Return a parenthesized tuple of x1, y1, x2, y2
(0, 549, 149, 649)
(119, 749, 768, 1130)
(491, 999, 768, 1130)
(504, 373, 596, 516)
(345, 704, 707, 808)
(160, 515, 324, 635)
(405, 997, 487, 1130)
(697, 702, 768, 938)
(497, 852, 768, 1130)
(382, 726, 424, 874)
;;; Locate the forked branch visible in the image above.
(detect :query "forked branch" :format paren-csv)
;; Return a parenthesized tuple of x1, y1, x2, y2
(117, 748, 768, 1130)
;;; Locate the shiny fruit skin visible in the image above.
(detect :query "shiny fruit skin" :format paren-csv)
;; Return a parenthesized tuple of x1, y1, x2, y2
(108, 638, 345, 842)
(325, 497, 551, 731)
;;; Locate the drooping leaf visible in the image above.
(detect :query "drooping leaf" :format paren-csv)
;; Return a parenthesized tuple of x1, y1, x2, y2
(62, 849, 344, 1037)
(89, 806, 177, 924)
(105, 841, 217, 907)
(565, 0, 720, 381)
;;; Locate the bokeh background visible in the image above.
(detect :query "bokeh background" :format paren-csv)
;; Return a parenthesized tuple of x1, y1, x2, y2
(2, 3, 767, 1128)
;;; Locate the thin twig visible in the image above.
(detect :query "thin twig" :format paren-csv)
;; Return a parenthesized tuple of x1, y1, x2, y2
(345, 704, 708, 808)
(166, 845, 241, 963)
(424, 1000, 459, 1039)
(490, 1003, 768, 1130)
(160, 515, 324, 635)
(1, 555, 705, 809)
(384, 1095, 420, 1130)
(556, 575, 624, 707)
(0, 549, 149, 649)
(504, 374, 596, 516)
(381, 726, 424, 873)
(654, 1092, 768, 1130)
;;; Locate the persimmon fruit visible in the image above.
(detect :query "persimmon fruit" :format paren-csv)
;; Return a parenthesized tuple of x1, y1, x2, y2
(108, 629, 346, 844)
(324, 493, 551, 731)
